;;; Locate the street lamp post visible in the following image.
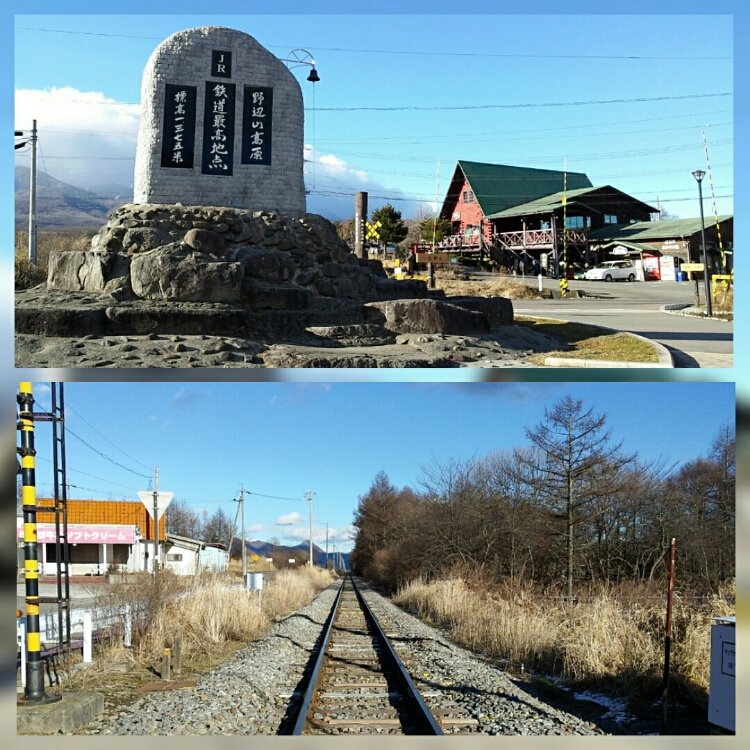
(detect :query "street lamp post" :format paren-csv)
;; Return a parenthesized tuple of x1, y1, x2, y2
(692, 170, 712, 318)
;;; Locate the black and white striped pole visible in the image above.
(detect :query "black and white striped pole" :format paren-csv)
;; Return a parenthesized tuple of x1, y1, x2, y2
(17, 382, 61, 705)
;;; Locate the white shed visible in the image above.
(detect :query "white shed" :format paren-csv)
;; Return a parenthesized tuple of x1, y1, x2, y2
(164, 534, 228, 575)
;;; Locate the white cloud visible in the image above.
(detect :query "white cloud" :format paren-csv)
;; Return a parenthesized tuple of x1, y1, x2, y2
(13, 87, 426, 219)
(275, 512, 302, 526)
(15, 87, 139, 191)
(304, 145, 426, 220)
(247, 523, 266, 534)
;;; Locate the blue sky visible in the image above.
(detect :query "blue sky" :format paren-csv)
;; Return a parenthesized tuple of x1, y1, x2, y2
(12, 9, 733, 221)
(24, 381, 735, 552)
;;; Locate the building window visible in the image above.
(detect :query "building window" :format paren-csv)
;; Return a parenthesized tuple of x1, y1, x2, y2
(462, 189, 475, 203)
(565, 216, 585, 229)
(167, 553, 183, 562)
(604, 214, 618, 224)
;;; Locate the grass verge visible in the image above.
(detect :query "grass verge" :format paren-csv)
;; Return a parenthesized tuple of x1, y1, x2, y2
(515, 316, 659, 363)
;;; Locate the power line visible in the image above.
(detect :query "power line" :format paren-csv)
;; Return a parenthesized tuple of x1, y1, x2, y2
(34, 456, 142, 494)
(65, 426, 151, 480)
(15, 27, 731, 61)
(312, 92, 731, 112)
(66, 402, 152, 471)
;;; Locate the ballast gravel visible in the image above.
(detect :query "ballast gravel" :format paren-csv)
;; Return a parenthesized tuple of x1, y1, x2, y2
(81, 580, 602, 735)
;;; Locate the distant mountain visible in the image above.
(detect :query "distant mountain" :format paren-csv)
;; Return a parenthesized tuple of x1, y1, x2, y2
(15, 166, 127, 229)
(237, 539, 349, 569)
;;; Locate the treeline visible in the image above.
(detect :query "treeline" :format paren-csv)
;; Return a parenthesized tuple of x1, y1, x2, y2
(351, 397, 735, 596)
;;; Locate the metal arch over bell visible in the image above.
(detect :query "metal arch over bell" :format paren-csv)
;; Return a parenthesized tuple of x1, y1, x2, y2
(307, 67, 320, 83)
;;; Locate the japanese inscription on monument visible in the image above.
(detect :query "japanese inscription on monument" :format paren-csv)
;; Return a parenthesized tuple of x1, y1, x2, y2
(160, 84, 196, 169)
(242, 86, 273, 165)
(202, 80, 236, 175)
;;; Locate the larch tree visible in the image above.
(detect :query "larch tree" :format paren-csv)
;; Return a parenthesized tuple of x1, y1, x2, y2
(524, 396, 634, 600)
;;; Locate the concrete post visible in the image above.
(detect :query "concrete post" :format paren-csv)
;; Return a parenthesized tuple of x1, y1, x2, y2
(161, 648, 171, 681)
(83, 611, 92, 663)
(123, 605, 132, 648)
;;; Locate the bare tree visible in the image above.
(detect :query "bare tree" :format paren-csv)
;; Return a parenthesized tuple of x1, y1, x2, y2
(524, 396, 635, 600)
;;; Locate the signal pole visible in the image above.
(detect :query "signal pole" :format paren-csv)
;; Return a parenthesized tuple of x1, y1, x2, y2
(17, 382, 61, 704)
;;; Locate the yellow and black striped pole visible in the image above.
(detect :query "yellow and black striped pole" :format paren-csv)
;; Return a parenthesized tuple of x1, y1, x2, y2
(17, 382, 60, 704)
(560, 167, 569, 297)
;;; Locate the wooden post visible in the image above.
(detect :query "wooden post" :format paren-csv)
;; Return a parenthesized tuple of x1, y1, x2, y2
(661, 538, 677, 735)
(354, 192, 368, 259)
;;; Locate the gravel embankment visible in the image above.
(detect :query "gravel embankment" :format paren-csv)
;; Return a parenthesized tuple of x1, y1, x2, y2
(81, 580, 602, 735)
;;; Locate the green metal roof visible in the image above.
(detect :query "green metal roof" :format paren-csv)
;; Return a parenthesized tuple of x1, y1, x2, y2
(589, 216, 733, 242)
(486, 185, 658, 220)
(486, 186, 604, 219)
(453, 160, 592, 217)
(598, 240, 662, 254)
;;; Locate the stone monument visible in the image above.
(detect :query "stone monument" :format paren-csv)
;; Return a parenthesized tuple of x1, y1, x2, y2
(133, 26, 305, 213)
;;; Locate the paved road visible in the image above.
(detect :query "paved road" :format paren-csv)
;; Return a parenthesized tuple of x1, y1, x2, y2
(500, 276, 733, 368)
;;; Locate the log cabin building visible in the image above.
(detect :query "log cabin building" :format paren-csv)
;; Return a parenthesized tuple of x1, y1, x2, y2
(436, 160, 731, 278)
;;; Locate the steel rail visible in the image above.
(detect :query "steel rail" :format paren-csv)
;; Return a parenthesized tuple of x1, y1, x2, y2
(291, 576, 346, 735)
(350, 575, 443, 735)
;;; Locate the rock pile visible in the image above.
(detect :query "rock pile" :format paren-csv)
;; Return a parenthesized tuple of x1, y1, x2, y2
(46, 203, 427, 307)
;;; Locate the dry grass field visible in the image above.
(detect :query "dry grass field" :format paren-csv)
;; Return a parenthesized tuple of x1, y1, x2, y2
(393, 576, 735, 703)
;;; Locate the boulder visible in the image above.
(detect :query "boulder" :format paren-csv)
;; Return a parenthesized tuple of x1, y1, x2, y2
(364, 298, 491, 335)
(47, 250, 113, 293)
(183, 228, 226, 255)
(229, 246, 295, 283)
(130, 246, 242, 302)
(447, 296, 513, 326)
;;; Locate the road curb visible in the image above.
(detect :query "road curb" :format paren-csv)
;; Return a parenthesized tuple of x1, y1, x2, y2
(542, 330, 674, 369)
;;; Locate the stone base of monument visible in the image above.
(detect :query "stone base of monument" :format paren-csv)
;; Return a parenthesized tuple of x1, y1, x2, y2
(14, 203, 546, 368)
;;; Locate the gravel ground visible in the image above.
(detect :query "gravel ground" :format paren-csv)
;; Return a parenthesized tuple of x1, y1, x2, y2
(80, 580, 603, 736)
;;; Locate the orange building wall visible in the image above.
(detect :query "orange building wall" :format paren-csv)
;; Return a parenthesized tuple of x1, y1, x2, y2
(37, 498, 166, 540)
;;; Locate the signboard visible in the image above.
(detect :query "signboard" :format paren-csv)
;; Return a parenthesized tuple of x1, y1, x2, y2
(416, 252, 451, 264)
(365, 221, 381, 241)
(138, 491, 174, 518)
(161, 85, 197, 169)
(211, 49, 232, 78)
(660, 255, 676, 281)
(202, 81, 236, 175)
(16, 521, 136, 544)
(682, 263, 705, 272)
(241, 86, 273, 165)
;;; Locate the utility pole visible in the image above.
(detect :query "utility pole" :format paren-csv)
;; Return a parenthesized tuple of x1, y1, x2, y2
(304, 491, 315, 567)
(152, 466, 160, 578)
(325, 522, 329, 569)
(28, 120, 38, 265)
(240, 485, 247, 579)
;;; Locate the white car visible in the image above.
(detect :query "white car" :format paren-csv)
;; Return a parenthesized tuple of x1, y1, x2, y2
(584, 260, 638, 282)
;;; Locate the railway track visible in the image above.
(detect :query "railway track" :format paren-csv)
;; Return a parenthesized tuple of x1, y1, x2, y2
(291, 575, 477, 735)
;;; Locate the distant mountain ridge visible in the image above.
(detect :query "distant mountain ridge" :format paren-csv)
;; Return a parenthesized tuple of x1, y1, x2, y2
(15, 166, 129, 229)
(236, 538, 350, 569)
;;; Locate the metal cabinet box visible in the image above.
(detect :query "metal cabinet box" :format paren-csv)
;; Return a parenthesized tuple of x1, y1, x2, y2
(708, 617, 735, 732)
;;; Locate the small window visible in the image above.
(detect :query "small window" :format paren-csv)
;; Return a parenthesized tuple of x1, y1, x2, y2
(463, 190, 475, 203)
(565, 216, 584, 229)
(604, 214, 618, 224)
(167, 553, 183, 562)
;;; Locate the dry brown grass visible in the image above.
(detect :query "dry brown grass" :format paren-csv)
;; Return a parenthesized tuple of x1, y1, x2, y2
(62, 566, 335, 691)
(393, 577, 734, 700)
(433, 270, 540, 300)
